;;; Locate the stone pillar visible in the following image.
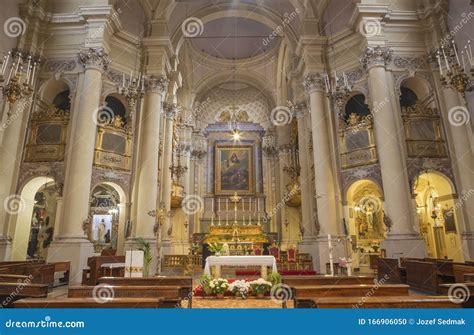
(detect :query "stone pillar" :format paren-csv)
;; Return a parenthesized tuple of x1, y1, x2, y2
(47, 48, 111, 283)
(160, 103, 179, 255)
(361, 46, 426, 258)
(303, 73, 345, 272)
(0, 97, 33, 260)
(441, 87, 474, 258)
(131, 75, 168, 274)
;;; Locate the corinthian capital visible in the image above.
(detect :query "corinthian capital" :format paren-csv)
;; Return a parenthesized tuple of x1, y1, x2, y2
(360, 46, 393, 70)
(163, 102, 180, 120)
(145, 75, 169, 95)
(78, 48, 111, 72)
(303, 73, 325, 94)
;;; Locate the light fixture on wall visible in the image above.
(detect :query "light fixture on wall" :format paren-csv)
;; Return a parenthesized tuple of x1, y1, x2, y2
(435, 39, 473, 97)
(0, 49, 40, 105)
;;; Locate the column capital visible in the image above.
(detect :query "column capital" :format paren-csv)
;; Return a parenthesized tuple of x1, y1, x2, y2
(78, 48, 111, 72)
(303, 73, 325, 94)
(163, 102, 180, 120)
(145, 75, 169, 95)
(291, 101, 308, 119)
(360, 46, 393, 70)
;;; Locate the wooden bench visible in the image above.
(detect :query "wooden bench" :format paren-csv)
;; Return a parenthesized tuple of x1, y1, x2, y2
(82, 256, 125, 285)
(68, 285, 189, 308)
(282, 275, 375, 286)
(438, 282, 474, 308)
(0, 274, 30, 282)
(0, 262, 55, 287)
(453, 264, 474, 283)
(405, 260, 439, 294)
(291, 284, 410, 308)
(309, 296, 461, 308)
(464, 273, 474, 282)
(13, 297, 165, 308)
(377, 258, 405, 284)
(0, 282, 49, 307)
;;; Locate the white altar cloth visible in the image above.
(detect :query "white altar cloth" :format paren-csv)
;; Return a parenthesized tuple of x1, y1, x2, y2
(204, 255, 277, 275)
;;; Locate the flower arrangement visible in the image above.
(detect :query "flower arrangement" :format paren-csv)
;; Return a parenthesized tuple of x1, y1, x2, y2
(208, 243, 224, 255)
(228, 280, 250, 299)
(249, 278, 273, 298)
(208, 278, 229, 297)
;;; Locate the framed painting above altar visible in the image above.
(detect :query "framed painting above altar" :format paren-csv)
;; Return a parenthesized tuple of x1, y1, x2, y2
(215, 145, 254, 195)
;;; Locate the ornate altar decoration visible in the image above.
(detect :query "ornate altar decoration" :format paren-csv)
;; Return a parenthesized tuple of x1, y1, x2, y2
(401, 100, 446, 158)
(215, 144, 254, 195)
(339, 112, 377, 169)
(94, 115, 132, 171)
(170, 119, 187, 208)
(25, 106, 70, 162)
(204, 224, 268, 255)
(352, 185, 385, 243)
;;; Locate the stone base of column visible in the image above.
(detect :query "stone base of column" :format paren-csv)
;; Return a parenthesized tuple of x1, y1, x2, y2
(461, 232, 474, 260)
(160, 238, 172, 256)
(169, 241, 190, 255)
(47, 237, 94, 284)
(380, 234, 427, 259)
(311, 235, 347, 274)
(297, 236, 319, 271)
(124, 237, 159, 276)
(0, 236, 12, 261)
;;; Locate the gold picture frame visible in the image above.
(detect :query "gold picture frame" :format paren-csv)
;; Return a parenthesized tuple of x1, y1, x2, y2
(215, 145, 254, 195)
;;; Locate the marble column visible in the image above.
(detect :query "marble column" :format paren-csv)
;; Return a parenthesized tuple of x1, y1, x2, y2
(131, 75, 168, 274)
(160, 103, 179, 255)
(47, 48, 111, 283)
(361, 46, 426, 258)
(441, 87, 474, 258)
(0, 97, 33, 260)
(303, 73, 345, 272)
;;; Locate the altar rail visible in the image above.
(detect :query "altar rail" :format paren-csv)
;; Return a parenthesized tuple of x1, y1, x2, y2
(163, 255, 202, 269)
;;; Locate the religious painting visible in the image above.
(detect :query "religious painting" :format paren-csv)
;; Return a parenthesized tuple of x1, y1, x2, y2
(215, 145, 253, 195)
(443, 208, 457, 233)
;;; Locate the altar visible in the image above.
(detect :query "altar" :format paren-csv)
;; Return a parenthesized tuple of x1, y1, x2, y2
(204, 255, 277, 278)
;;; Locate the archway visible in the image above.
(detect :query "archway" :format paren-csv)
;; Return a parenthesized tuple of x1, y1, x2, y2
(10, 177, 59, 261)
(345, 179, 385, 272)
(88, 182, 127, 255)
(413, 171, 464, 261)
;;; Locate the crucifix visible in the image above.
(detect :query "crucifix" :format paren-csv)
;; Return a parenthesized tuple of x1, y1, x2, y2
(230, 192, 241, 225)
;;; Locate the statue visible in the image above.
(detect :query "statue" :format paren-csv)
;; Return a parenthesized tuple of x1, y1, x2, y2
(98, 219, 106, 242)
(366, 204, 374, 230)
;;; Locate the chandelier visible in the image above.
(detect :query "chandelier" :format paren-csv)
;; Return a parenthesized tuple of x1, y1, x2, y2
(324, 71, 352, 107)
(435, 39, 473, 96)
(0, 49, 40, 105)
(119, 72, 144, 109)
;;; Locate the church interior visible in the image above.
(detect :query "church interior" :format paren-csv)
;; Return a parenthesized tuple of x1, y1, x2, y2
(0, 0, 473, 309)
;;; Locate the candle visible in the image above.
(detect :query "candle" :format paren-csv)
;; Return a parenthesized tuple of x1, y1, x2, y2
(328, 234, 334, 276)
(436, 53, 443, 75)
(212, 198, 214, 212)
(218, 198, 220, 212)
(122, 73, 125, 87)
(452, 40, 461, 66)
(467, 40, 472, 61)
(461, 51, 466, 71)
(442, 46, 451, 71)
(226, 198, 228, 211)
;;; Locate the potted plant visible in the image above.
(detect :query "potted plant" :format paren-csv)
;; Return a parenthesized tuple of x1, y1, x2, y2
(228, 280, 250, 299)
(132, 237, 153, 277)
(267, 272, 281, 286)
(208, 243, 224, 256)
(209, 278, 229, 298)
(250, 278, 272, 298)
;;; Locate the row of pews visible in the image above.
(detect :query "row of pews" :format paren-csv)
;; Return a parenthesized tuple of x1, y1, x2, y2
(0, 260, 70, 307)
(282, 275, 465, 308)
(13, 276, 193, 309)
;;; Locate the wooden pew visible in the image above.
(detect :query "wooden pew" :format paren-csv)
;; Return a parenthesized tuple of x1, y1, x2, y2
(405, 260, 439, 294)
(52, 261, 70, 286)
(0, 274, 30, 282)
(291, 284, 410, 308)
(82, 256, 125, 286)
(0, 263, 55, 287)
(0, 282, 49, 307)
(377, 258, 405, 283)
(464, 273, 474, 282)
(282, 275, 375, 287)
(453, 264, 474, 283)
(13, 297, 165, 308)
(309, 296, 461, 308)
(68, 285, 189, 308)
(438, 282, 474, 308)
(98, 276, 193, 307)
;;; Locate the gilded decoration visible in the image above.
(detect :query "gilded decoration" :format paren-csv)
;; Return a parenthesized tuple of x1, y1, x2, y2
(94, 115, 132, 171)
(25, 106, 70, 162)
(204, 224, 268, 254)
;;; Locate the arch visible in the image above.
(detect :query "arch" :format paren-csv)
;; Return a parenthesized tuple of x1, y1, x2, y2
(396, 75, 433, 102)
(38, 78, 74, 105)
(10, 176, 56, 261)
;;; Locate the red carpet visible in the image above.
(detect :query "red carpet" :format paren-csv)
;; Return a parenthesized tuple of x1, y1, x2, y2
(235, 270, 317, 276)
